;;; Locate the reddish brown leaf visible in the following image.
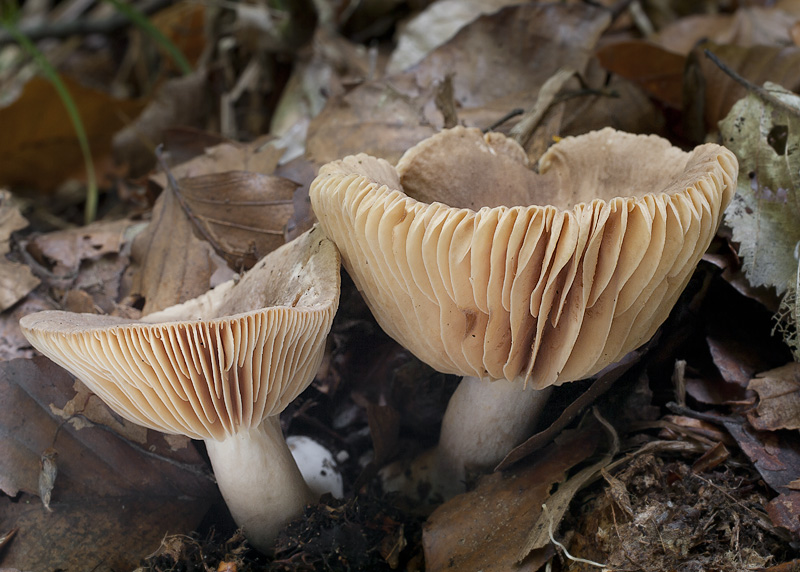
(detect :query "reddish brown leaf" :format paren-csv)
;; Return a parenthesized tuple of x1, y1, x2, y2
(767, 492, 800, 538)
(596, 40, 686, 108)
(0, 76, 145, 191)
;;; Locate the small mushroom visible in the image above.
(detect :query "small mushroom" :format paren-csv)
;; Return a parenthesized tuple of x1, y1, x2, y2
(19, 226, 340, 552)
(309, 127, 737, 497)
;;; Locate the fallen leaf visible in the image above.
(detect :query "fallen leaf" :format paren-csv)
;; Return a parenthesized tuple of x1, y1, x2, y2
(595, 40, 686, 109)
(422, 422, 602, 572)
(0, 294, 57, 361)
(0, 76, 145, 191)
(113, 69, 212, 177)
(655, 6, 798, 56)
(411, 3, 610, 111)
(305, 75, 437, 166)
(306, 3, 611, 166)
(161, 170, 297, 268)
(129, 183, 233, 315)
(26, 218, 135, 277)
(151, 138, 285, 190)
(720, 81, 800, 358)
(386, 0, 521, 74)
(723, 417, 800, 495)
(767, 492, 800, 538)
(0, 191, 39, 312)
(0, 357, 218, 571)
(748, 363, 800, 431)
(148, 1, 207, 71)
(706, 332, 785, 388)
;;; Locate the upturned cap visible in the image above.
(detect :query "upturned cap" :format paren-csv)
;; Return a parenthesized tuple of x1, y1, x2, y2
(20, 226, 340, 440)
(309, 127, 737, 388)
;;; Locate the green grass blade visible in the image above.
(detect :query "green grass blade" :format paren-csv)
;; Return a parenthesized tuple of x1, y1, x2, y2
(1, 20, 99, 223)
(102, 0, 193, 76)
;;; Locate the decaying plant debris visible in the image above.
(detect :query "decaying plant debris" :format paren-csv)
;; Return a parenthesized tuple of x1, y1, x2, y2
(3, 0, 800, 571)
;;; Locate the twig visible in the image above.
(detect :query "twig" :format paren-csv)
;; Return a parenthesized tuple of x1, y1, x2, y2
(484, 108, 524, 132)
(0, 0, 173, 45)
(704, 49, 800, 118)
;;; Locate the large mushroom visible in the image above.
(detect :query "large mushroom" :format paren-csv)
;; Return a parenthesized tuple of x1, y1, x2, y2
(19, 226, 340, 552)
(309, 127, 737, 498)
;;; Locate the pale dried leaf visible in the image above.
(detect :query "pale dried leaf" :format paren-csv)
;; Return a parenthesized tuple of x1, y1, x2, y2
(387, 0, 520, 74)
(656, 7, 798, 56)
(748, 363, 800, 431)
(0, 191, 38, 311)
(150, 139, 285, 190)
(26, 218, 134, 276)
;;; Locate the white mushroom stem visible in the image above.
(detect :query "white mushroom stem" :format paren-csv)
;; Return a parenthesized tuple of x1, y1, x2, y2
(433, 377, 553, 498)
(204, 416, 315, 553)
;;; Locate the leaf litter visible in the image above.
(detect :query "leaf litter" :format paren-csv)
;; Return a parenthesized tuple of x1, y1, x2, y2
(4, 0, 800, 570)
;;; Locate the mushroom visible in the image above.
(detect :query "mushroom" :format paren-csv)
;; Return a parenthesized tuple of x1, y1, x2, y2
(309, 127, 737, 497)
(19, 226, 340, 551)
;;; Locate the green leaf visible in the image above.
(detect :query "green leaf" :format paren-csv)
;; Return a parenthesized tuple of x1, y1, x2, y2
(721, 82, 800, 359)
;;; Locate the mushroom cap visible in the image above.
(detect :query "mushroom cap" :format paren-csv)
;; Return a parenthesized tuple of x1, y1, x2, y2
(20, 226, 340, 441)
(309, 127, 737, 389)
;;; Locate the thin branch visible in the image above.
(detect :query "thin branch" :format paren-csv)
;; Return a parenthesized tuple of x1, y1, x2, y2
(0, 0, 173, 45)
(704, 49, 800, 118)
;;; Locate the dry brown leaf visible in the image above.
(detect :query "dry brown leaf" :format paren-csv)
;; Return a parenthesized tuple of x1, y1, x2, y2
(307, 3, 611, 166)
(0, 191, 39, 312)
(655, 7, 798, 55)
(411, 3, 610, 110)
(0, 357, 217, 571)
(0, 77, 145, 191)
(113, 69, 212, 177)
(176, 170, 298, 267)
(595, 40, 686, 109)
(129, 184, 233, 315)
(422, 424, 601, 572)
(305, 75, 437, 166)
(748, 363, 800, 432)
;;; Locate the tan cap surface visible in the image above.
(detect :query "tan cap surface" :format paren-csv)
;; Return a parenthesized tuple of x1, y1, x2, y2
(20, 226, 340, 440)
(310, 127, 737, 389)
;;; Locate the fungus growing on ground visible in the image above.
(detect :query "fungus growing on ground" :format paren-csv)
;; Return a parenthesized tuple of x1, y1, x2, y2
(20, 226, 340, 552)
(309, 127, 737, 498)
